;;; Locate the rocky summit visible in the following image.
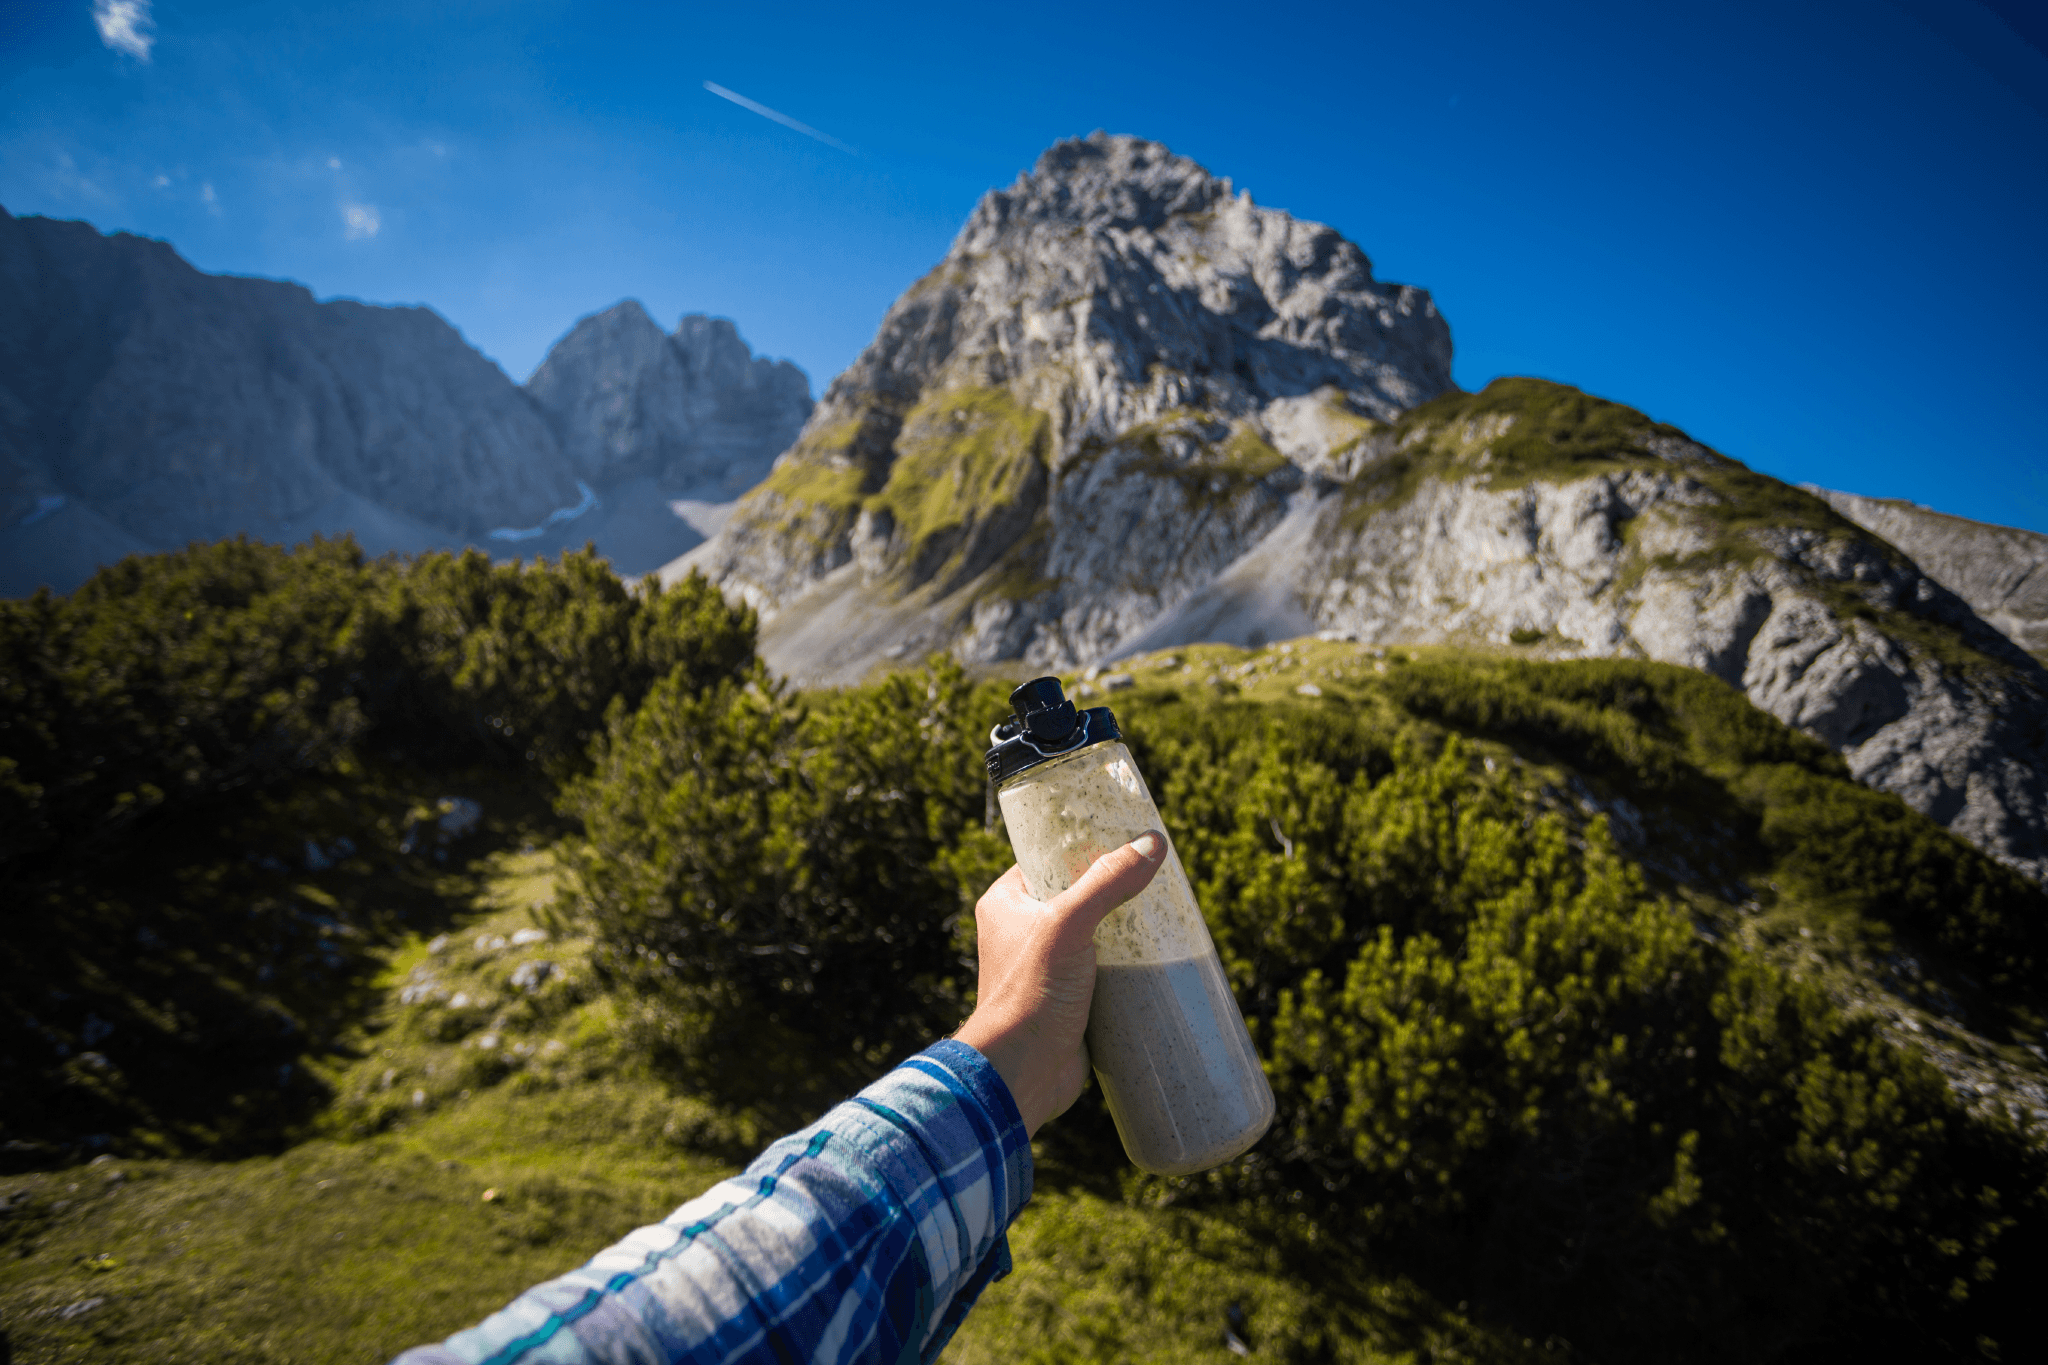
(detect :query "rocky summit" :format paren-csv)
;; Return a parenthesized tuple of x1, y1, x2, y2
(0, 209, 809, 593)
(672, 132, 2048, 881)
(523, 302, 810, 568)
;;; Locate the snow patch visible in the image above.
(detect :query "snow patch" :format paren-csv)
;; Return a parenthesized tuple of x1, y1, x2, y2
(489, 482, 599, 542)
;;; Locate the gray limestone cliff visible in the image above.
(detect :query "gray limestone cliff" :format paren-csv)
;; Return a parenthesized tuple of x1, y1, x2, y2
(527, 302, 810, 499)
(670, 133, 2048, 882)
(1804, 486, 2048, 660)
(0, 208, 809, 593)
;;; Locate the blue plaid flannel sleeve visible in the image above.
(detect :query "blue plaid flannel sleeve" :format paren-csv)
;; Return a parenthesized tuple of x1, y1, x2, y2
(391, 1039, 1033, 1365)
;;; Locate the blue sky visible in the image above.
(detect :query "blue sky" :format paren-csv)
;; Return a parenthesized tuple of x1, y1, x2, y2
(4, 0, 2046, 531)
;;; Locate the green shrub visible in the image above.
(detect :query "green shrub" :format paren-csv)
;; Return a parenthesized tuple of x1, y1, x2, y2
(0, 538, 754, 1162)
(1381, 657, 2048, 989)
(10, 531, 2045, 1362)
(562, 658, 1010, 1122)
(566, 654, 2044, 1358)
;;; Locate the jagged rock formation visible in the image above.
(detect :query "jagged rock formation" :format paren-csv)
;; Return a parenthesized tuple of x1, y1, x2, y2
(681, 132, 1450, 633)
(1805, 486, 2048, 660)
(515, 302, 810, 573)
(527, 302, 810, 499)
(0, 209, 809, 593)
(671, 133, 2048, 881)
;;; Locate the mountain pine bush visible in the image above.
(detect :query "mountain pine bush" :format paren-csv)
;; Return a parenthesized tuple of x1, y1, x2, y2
(562, 660, 1008, 1118)
(0, 537, 753, 1161)
(6, 537, 2043, 1360)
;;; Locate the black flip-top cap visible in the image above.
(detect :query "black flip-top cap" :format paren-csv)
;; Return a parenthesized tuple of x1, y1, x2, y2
(985, 676, 1122, 783)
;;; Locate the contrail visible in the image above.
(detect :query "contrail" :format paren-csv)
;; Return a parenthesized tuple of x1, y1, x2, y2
(702, 82, 857, 154)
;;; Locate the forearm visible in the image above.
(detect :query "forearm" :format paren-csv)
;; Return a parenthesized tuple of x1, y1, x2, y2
(393, 1040, 1032, 1365)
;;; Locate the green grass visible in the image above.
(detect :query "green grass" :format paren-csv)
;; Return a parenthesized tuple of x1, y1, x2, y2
(0, 829, 1535, 1365)
(0, 1098, 732, 1365)
(755, 451, 865, 509)
(1336, 378, 1678, 525)
(0, 849, 741, 1364)
(950, 1193, 1540, 1365)
(866, 386, 1050, 591)
(743, 387, 1052, 595)
(1108, 412, 1292, 515)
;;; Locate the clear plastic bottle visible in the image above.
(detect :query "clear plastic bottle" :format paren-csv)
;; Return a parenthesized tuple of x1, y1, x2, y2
(985, 677, 1274, 1175)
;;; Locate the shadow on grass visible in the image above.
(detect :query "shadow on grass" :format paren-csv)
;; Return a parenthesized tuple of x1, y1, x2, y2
(1, 765, 569, 1170)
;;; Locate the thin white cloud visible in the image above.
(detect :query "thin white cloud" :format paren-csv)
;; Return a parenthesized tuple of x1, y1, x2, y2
(201, 181, 220, 215)
(327, 156, 341, 170)
(49, 151, 112, 204)
(342, 203, 381, 239)
(702, 82, 856, 153)
(151, 173, 169, 188)
(94, 0, 155, 62)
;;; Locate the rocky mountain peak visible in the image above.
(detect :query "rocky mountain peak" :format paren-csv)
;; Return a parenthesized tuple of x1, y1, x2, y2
(674, 136, 2048, 883)
(958, 133, 1234, 242)
(690, 134, 1458, 622)
(801, 132, 1453, 483)
(0, 212, 812, 591)
(671, 312, 792, 392)
(523, 303, 810, 499)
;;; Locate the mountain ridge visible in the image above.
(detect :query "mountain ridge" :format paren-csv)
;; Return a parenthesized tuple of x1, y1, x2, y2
(669, 133, 2048, 882)
(0, 208, 810, 593)
(1805, 484, 2048, 660)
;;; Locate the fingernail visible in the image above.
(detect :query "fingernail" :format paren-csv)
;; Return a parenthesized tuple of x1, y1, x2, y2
(1132, 831, 1164, 860)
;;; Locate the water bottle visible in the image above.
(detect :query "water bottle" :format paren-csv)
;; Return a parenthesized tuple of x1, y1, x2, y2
(984, 677, 1274, 1175)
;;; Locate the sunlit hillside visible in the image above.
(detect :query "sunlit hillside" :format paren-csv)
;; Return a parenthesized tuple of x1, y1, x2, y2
(3, 541, 2045, 1362)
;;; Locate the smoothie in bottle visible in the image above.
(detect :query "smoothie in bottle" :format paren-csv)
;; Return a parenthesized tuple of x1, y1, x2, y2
(985, 678, 1274, 1175)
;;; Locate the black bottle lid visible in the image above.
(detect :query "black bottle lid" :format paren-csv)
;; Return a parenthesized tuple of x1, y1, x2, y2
(985, 676, 1122, 782)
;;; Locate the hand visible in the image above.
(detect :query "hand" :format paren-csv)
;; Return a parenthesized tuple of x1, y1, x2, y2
(953, 831, 1166, 1136)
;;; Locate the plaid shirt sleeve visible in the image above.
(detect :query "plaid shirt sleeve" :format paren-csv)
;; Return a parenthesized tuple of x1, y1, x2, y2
(391, 1039, 1033, 1365)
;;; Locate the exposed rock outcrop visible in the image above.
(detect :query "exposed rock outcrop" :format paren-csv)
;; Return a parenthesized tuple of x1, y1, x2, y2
(1805, 486, 2048, 660)
(0, 209, 809, 592)
(681, 132, 1450, 629)
(670, 133, 2048, 881)
(526, 302, 810, 499)
(0, 210, 578, 591)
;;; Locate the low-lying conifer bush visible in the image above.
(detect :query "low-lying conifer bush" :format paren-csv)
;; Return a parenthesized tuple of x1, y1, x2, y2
(572, 656, 2047, 1359)
(7, 538, 2044, 1361)
(0, 537, 753, 1161)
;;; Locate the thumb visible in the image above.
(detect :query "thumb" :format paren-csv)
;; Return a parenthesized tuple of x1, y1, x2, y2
(1048, 830, 1168, 945)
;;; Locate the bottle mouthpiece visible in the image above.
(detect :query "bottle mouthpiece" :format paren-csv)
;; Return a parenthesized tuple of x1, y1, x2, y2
(985, 676, 1122, 782)
(1010, 677, 1079, 745)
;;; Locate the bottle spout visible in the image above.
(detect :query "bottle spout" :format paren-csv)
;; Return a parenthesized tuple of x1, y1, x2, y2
(985, 677, 1122, 782)
(1009, 677, 1079, 746)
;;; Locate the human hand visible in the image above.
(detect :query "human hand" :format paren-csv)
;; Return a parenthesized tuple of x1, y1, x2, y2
(953, 831, 1166, 1136)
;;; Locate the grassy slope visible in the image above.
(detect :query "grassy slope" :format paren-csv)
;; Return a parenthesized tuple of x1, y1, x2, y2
(8, 642, 2043, 1364)
(0, 801, 1536, 1365)
(0, 852, 740, 1364)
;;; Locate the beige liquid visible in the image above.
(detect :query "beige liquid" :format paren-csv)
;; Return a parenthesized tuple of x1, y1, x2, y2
(1089, 958, 1274, 1174)
(997, 739, 1274, 1175)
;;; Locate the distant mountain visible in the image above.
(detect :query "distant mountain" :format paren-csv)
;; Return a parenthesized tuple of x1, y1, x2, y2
(0, 208, 809, 593)
(1806, 486, 2048, 661)
(669, 133, 2048, 882)
(519, 301, 810, 574)
(528, 302, 811, 499)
